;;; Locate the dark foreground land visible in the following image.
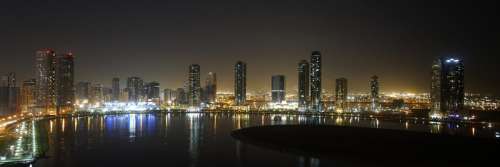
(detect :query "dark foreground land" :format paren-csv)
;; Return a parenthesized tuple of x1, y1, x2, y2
(232, 125, 499, 167)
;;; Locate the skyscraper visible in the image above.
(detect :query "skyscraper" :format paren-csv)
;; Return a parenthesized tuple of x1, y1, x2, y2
(145, 81, 160, 102)
(430, 57, 465, 118)
(0, 72, 20, 116)
(175, 88, 187, 105)
(234, 61, 247, 106)
(204, 72, 217, 104)
(90, 84, 104, 104)
(21, 79, 36, 112)
(310, 51, 322, 112)
(297, 60, 309, 111)
(127, 77, 143, 103)
(188, 64, 201, 107)
(112, 78, 120, 101)
(271, 75, 286, 103)
(370, 75, 379, 112)
(1, 72, 16, 87)
(76, 81, 91, 102)
(56, 52, 75, 113)
(163, 88, 177, 104)
(35, 48, 57, 113)
(335, 78, 348, 112)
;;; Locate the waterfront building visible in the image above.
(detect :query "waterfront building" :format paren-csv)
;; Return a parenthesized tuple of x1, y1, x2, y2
(21, 79, 36, 112)
(35, 48, 57, 113)
(127, 77, 144, 103)
(310, 51, 322, 112)
(370, 75, 379, 112)
(335, 78, 348, 112)
(188, 64, 201, 107)
(204, 72, 217, 104)
(430, 57, 465, 118)
(234, 61, 247, 106)
(56, 52, 75, 113)
(271, 75, 286, 103)
(297, 60, 309, 111)
(112, 78, 120, 101)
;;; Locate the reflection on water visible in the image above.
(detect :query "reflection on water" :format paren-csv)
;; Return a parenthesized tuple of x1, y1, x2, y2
(0, 113, 498, 166)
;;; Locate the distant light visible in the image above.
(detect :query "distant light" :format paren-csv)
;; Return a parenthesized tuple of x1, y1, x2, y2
(446, 58, 460, 63)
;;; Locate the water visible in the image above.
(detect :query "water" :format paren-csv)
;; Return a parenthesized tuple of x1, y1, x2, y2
(1, 113, 499, 167)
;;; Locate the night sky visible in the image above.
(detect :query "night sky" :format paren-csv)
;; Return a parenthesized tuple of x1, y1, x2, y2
(1, 0, 498, 95)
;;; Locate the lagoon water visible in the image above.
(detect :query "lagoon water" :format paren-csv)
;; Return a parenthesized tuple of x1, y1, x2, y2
(1, 113, 498, 167)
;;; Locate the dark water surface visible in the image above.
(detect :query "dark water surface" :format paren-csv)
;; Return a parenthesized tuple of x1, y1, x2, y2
(13, 113, 500, 166)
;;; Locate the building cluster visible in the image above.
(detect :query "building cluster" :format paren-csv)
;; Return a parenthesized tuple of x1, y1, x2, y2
(0, 48, 489, 120)
(0, 49, 75, 116)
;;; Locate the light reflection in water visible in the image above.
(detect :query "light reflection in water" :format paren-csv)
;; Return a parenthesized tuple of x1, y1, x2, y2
(1, 113, 499, 166)
(61, 119, 65, 133)
(299, 156, 320, 167)
(187, 113, 201, 167)
(129, 114, 136, 141)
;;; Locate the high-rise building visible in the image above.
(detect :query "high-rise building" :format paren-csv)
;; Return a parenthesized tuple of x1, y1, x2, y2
(90, 84, 104, 104)
(234, 61, 247, 106)
(1, 72, 16, 87)
(0, 72, 20, 116)
(370, 75, 379, 112)
(112, 78, 120, 101)
(175, 88, 187, 105)
(271, 75, 286, 103)
(21, 79, 36, 112)
(76, 81, 91, 102)
(145, 81, 160, 104)
(56, 52, 75, 113)
(127, 77, 144, 103)
(297, 60, 309, 111)
(204, 72, 217, 104)
(310, 51, 322, 112)
(335, 78, 348, 112)
(163, 88, 177, 104)
(188, 64, 201, 107)
(102, 87, 113, 102)
(120, 88, 129, 102)
(35, 48, 57, 113)
(430, 57, 465, 118)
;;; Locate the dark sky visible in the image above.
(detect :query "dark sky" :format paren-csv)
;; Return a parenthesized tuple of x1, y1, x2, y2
(1, 0, 499, 95)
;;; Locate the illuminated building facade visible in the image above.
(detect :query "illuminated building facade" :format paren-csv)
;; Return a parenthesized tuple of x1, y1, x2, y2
(56, 52, 75, 113)
(335, 78, 348, 112)
(127, 77, 144, 103)
(188, 64, 201, 107)
(370, 75, 379, 112)
(234, 61, 247, 106)
(297, 60, 309, 111)
(310, 51, 322, 112)
(204, 72, 217, 104)
(271, 75, 286, 103)
(430, 57, 465, 118)
(112, 77, 120, 101)
(35, 48, 57, 113)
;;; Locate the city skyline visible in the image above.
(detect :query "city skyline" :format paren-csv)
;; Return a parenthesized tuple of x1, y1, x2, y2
(1, 1, 499, 166)
(1, 1, 499, 95)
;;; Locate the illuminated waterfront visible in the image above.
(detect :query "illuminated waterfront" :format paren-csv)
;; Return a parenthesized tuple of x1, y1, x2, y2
(0, 112, 498, 166)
